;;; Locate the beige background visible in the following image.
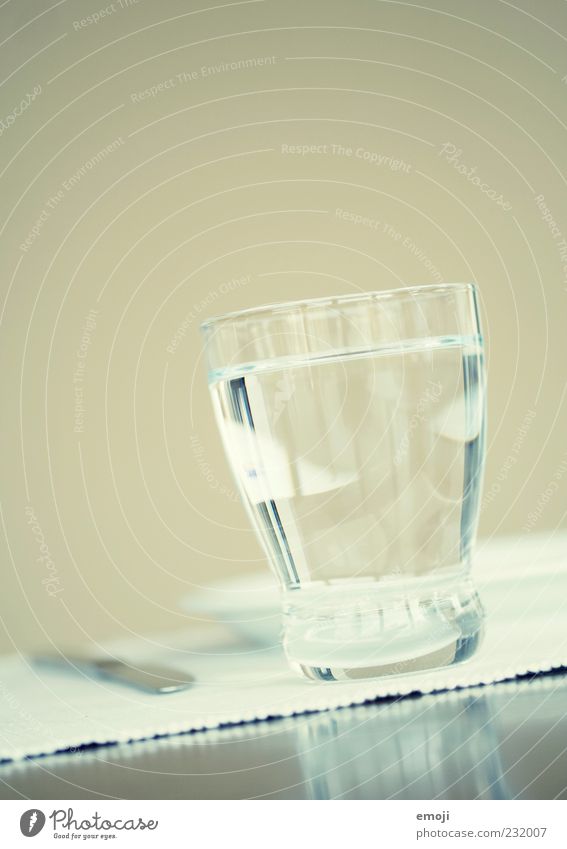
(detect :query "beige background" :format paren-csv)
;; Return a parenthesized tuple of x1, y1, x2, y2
(1, 0, 566, 655)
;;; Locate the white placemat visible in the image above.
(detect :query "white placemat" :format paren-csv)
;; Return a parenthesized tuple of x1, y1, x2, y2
(1, 534, 566, 763)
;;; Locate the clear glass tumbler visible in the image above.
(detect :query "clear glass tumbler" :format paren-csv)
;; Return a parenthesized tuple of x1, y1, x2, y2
(201, 284, 486, 681)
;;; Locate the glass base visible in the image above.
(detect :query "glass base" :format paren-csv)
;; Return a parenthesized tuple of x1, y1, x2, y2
(282, 576, 484, 682)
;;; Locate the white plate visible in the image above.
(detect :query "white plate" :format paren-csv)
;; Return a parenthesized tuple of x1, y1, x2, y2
(179, 534, 567, 646)
(180, 572, 280, 645)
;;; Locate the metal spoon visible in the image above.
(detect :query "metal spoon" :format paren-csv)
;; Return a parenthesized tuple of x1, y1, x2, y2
(34, 655, 194, 694)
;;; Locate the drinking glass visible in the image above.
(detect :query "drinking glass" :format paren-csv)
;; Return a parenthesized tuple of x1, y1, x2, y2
(201, 283, 486, 681)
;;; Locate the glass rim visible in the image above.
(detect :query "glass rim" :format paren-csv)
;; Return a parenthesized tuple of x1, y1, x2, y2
(200, 282, 476, 331)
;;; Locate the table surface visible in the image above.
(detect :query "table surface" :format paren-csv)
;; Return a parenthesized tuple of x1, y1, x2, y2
(1, 671, 566, 800)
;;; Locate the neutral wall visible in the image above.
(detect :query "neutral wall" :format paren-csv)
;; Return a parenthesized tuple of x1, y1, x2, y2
(1, 0, 566, 655)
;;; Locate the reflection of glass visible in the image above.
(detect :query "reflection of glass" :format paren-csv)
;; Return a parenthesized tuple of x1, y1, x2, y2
(202, 284, 486, 680)
(295, 691, 509, 800)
